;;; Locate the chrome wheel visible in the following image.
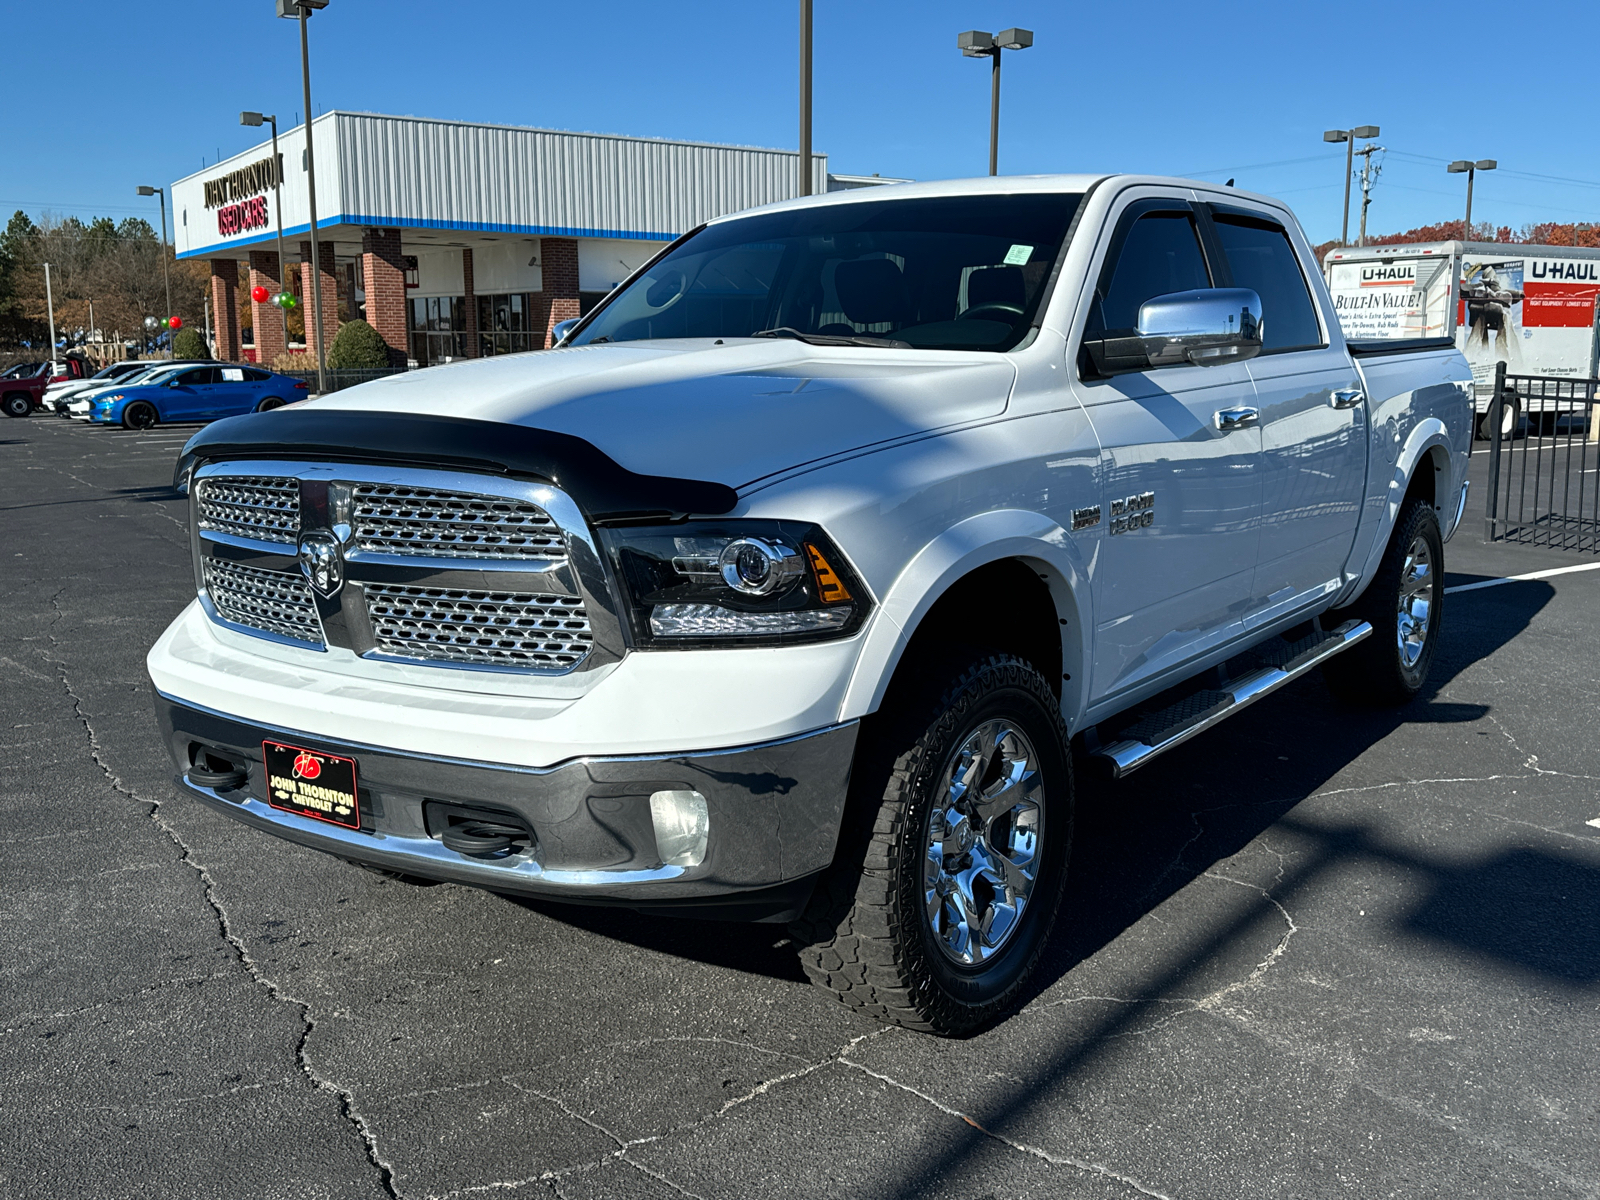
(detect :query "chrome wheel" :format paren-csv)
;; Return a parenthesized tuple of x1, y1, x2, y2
(1397, 534, 1434, 670)
(923, 719, 1044, 966)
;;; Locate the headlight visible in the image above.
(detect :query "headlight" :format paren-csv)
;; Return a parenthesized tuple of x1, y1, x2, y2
(99, 394, 122, 404)
(599, 520, 868, 647)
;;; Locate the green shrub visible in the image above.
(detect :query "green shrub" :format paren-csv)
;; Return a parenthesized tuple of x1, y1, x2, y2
(172, 327, 208, 360)
(326, 319, 391, 369)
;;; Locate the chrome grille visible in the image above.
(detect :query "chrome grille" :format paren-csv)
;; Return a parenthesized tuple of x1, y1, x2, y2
(196, 477, 300, 544)
(203, 559, 323, 646)
(365, 584, 591, 670)
(351, 484, 566, 560)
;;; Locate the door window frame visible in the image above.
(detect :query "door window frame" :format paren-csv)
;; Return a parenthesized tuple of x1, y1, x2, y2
(1198, 201, 1329, 355)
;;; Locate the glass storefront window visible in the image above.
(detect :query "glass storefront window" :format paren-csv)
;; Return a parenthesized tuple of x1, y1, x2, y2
(408, 295, 466, 366)
(478, 293, 534, 356)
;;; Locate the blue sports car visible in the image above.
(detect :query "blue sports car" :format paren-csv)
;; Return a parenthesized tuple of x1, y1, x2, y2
(87, 364, 310, 429)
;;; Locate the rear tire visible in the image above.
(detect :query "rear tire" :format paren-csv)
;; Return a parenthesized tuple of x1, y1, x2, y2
(790, 653, 1073, 1035)
(1476, 389, 1519, 440)
(2, 392, 30, 418)
(121, 401, 157, 431)
(1321, 497, 1443, 706)
(255, 396, 286, 412)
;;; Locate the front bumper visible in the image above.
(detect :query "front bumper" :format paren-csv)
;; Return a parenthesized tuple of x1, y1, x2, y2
(155, 692, 856, 917)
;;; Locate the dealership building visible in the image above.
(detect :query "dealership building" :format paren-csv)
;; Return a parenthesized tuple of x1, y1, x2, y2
(172, 111, 889, 367)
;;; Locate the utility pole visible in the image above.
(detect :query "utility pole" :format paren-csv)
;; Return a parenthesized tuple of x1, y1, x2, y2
(1323, 125, 1379, 246)
(799, 0, 812, 196)
(1355, 142, 1384, 247)
(44, 262, 57, 366)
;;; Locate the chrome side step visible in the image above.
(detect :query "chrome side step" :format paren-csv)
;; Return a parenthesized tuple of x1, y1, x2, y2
(1092, 619, 1373, 779)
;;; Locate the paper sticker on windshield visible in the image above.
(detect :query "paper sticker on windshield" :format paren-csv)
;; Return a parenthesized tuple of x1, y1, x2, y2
(221, 368, 244, 381)
(1003, 244, 1033, 266)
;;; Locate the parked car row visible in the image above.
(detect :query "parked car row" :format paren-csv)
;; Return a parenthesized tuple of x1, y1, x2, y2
(31, 361, 308, 428)
(2, 357, 94, 417)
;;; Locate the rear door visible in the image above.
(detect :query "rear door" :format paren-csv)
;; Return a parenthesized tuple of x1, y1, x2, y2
(1069, 194, 1265, 707)
(1207, 205, 1368, 625)
(209, 366, 255, 416)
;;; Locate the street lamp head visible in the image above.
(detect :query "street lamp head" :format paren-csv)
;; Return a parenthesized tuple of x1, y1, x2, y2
(1475, 159, 1498, 171)
(995, 27, 1033, 50)
(1323, 130, 1350, 143)
(1447, 160, 1473, 173)
(240, 111, 265, 127)
(1351, 124, 1380, 138)
(958, 30, 995, 55)
(135, 186, 157, 196)
(276, 0, 327, 16)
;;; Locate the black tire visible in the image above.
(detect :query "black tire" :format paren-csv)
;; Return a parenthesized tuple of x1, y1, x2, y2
(256, 396, 286, 412)
(790, 653, 1073, 1035)
(121, 401, 157, 431)
(1322, 497, 1443, 706)
(2, 392, 30, 418)
(1475, 389, 1519, 440)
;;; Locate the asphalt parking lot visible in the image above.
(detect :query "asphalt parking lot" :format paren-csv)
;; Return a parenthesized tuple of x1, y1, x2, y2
(4, 415, 1599, 1200)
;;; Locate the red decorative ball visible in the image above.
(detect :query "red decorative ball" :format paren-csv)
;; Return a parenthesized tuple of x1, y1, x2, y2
(168, 316, 182, 329)
(251, 285, 270, 303)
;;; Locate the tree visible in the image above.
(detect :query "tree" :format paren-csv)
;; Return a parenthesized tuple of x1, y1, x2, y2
(326, 318, 390, 369)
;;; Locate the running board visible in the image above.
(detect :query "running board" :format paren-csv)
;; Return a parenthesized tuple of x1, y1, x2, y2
(1091, 619, 1373, 779)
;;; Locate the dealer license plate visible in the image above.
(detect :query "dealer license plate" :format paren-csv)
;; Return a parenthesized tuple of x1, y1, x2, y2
(262, 740, 361, 829)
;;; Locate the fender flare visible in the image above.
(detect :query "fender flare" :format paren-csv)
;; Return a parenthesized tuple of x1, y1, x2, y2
(839, 508, 1094, 728)
(1344, 417, 1453, 604)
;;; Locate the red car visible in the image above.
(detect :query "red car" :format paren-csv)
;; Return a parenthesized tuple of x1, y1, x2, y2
(2, 358, 93, 418)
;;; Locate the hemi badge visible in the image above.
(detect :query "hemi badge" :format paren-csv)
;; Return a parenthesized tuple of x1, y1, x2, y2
(1071, 505, 1101, 531)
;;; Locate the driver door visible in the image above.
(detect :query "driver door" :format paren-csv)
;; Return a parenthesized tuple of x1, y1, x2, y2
(1069, 197, 1265, 708)
(162, 367, 218, 420)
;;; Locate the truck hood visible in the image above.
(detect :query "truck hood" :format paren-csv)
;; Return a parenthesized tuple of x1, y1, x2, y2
(306, 340, 1017, 489)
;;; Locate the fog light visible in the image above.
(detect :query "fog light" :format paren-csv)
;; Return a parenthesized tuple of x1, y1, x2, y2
(650, 790, 709, 868)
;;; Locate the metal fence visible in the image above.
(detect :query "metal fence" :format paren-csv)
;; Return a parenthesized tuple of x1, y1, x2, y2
(1484, 362, 1600, 552)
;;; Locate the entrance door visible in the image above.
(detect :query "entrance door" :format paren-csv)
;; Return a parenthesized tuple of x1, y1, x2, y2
(1071, 199, 1265, 706)
(1207, 207, 1368, 623)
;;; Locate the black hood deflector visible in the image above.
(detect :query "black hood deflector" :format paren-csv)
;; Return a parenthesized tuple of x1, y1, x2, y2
(174, 409, 738, 523)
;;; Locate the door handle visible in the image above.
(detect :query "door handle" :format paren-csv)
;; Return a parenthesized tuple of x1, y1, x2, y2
(1330, 388, 1365, 409)
(1213, 406, 1259, 430)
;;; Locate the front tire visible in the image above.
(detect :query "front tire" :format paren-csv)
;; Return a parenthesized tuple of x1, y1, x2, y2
(2, 393, 30, 418)
(790, 653, 1073, 1035)
(121, 401, 157, 431)
(1322, 496, 1443, 706)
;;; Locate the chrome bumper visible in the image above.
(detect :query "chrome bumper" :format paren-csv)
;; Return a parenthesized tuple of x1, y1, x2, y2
(155, 692, 856, 917)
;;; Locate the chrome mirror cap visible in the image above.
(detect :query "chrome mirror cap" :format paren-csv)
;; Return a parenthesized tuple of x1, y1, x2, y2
(551, 318, 580, 347)
(1136, 288, 1264, 367)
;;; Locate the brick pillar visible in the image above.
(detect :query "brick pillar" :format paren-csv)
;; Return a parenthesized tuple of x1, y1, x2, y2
(461, 248, 479, 358)
(297, 240, 340, 363)
(361, 227, 408, 367)
(247, 249, 286, 366)
(534, 237, 580, 348)
(210, 259, 242, 363)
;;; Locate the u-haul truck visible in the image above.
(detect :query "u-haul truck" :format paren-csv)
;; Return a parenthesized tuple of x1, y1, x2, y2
(1325, 241, 1600, 436)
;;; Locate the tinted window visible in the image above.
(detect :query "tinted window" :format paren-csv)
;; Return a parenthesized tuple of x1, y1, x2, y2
(243, 367, 270, 381)
(572, 194, 1083, 353)
(176, 367, 217, 386)
(1093, 211, 1212, 333)
(1212, 214, 1322, 351)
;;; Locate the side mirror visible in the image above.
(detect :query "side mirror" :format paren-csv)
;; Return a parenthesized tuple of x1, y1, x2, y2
(551, 318, 579, 346)
(1083, 288, 1264, 373)
(1137, 288, 1263, 367)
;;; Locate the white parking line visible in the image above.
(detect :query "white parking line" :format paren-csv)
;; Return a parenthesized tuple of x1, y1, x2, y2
(1445, 562, 1600, 594)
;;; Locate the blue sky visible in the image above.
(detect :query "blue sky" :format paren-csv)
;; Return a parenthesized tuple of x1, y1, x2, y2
(5, 0, 1598, 245)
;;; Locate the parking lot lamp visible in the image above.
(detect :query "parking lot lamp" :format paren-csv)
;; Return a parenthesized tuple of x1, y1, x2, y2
(241, 111, 291, 351)
(135, 185, 174, 356)
(1323, 126, 1379, 246)
(958, 28, 1033, 176)
(1448, 159, 1496, 241)
(43, 262, 56, 366)
(278, 0, 329, 392)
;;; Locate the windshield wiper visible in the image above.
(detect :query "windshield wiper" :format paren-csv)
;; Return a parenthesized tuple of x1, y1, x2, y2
(751, 326, 910, 349)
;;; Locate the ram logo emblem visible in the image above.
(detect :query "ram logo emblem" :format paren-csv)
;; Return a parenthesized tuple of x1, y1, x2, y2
(1108, 492, 1155, 535)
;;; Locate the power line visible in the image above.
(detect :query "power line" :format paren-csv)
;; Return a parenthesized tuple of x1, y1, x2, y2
(1174, 153, 1338, 179)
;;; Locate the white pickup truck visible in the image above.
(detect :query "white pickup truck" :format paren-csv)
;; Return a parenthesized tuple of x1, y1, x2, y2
(151, 175, 1472, 1034)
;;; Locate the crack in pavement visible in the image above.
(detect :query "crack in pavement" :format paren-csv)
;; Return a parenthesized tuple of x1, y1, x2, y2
(44, 587, 401, 1199)
(1, 971, 231, 1039)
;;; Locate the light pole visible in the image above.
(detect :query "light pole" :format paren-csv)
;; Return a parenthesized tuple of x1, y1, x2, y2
(241, 110, 291, 350)
(1447, 159, 1496, 241)
(958, 28, 1033, 176)
(1323, 125, 1379, 246)
(799, 0, 812, 196)
(135, 185, 174, 356)
(278, 0, 329, 393)
(43, 262, 57, 366)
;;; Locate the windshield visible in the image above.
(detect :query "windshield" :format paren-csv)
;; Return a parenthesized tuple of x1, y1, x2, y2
(571, 193, 1083, 353)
